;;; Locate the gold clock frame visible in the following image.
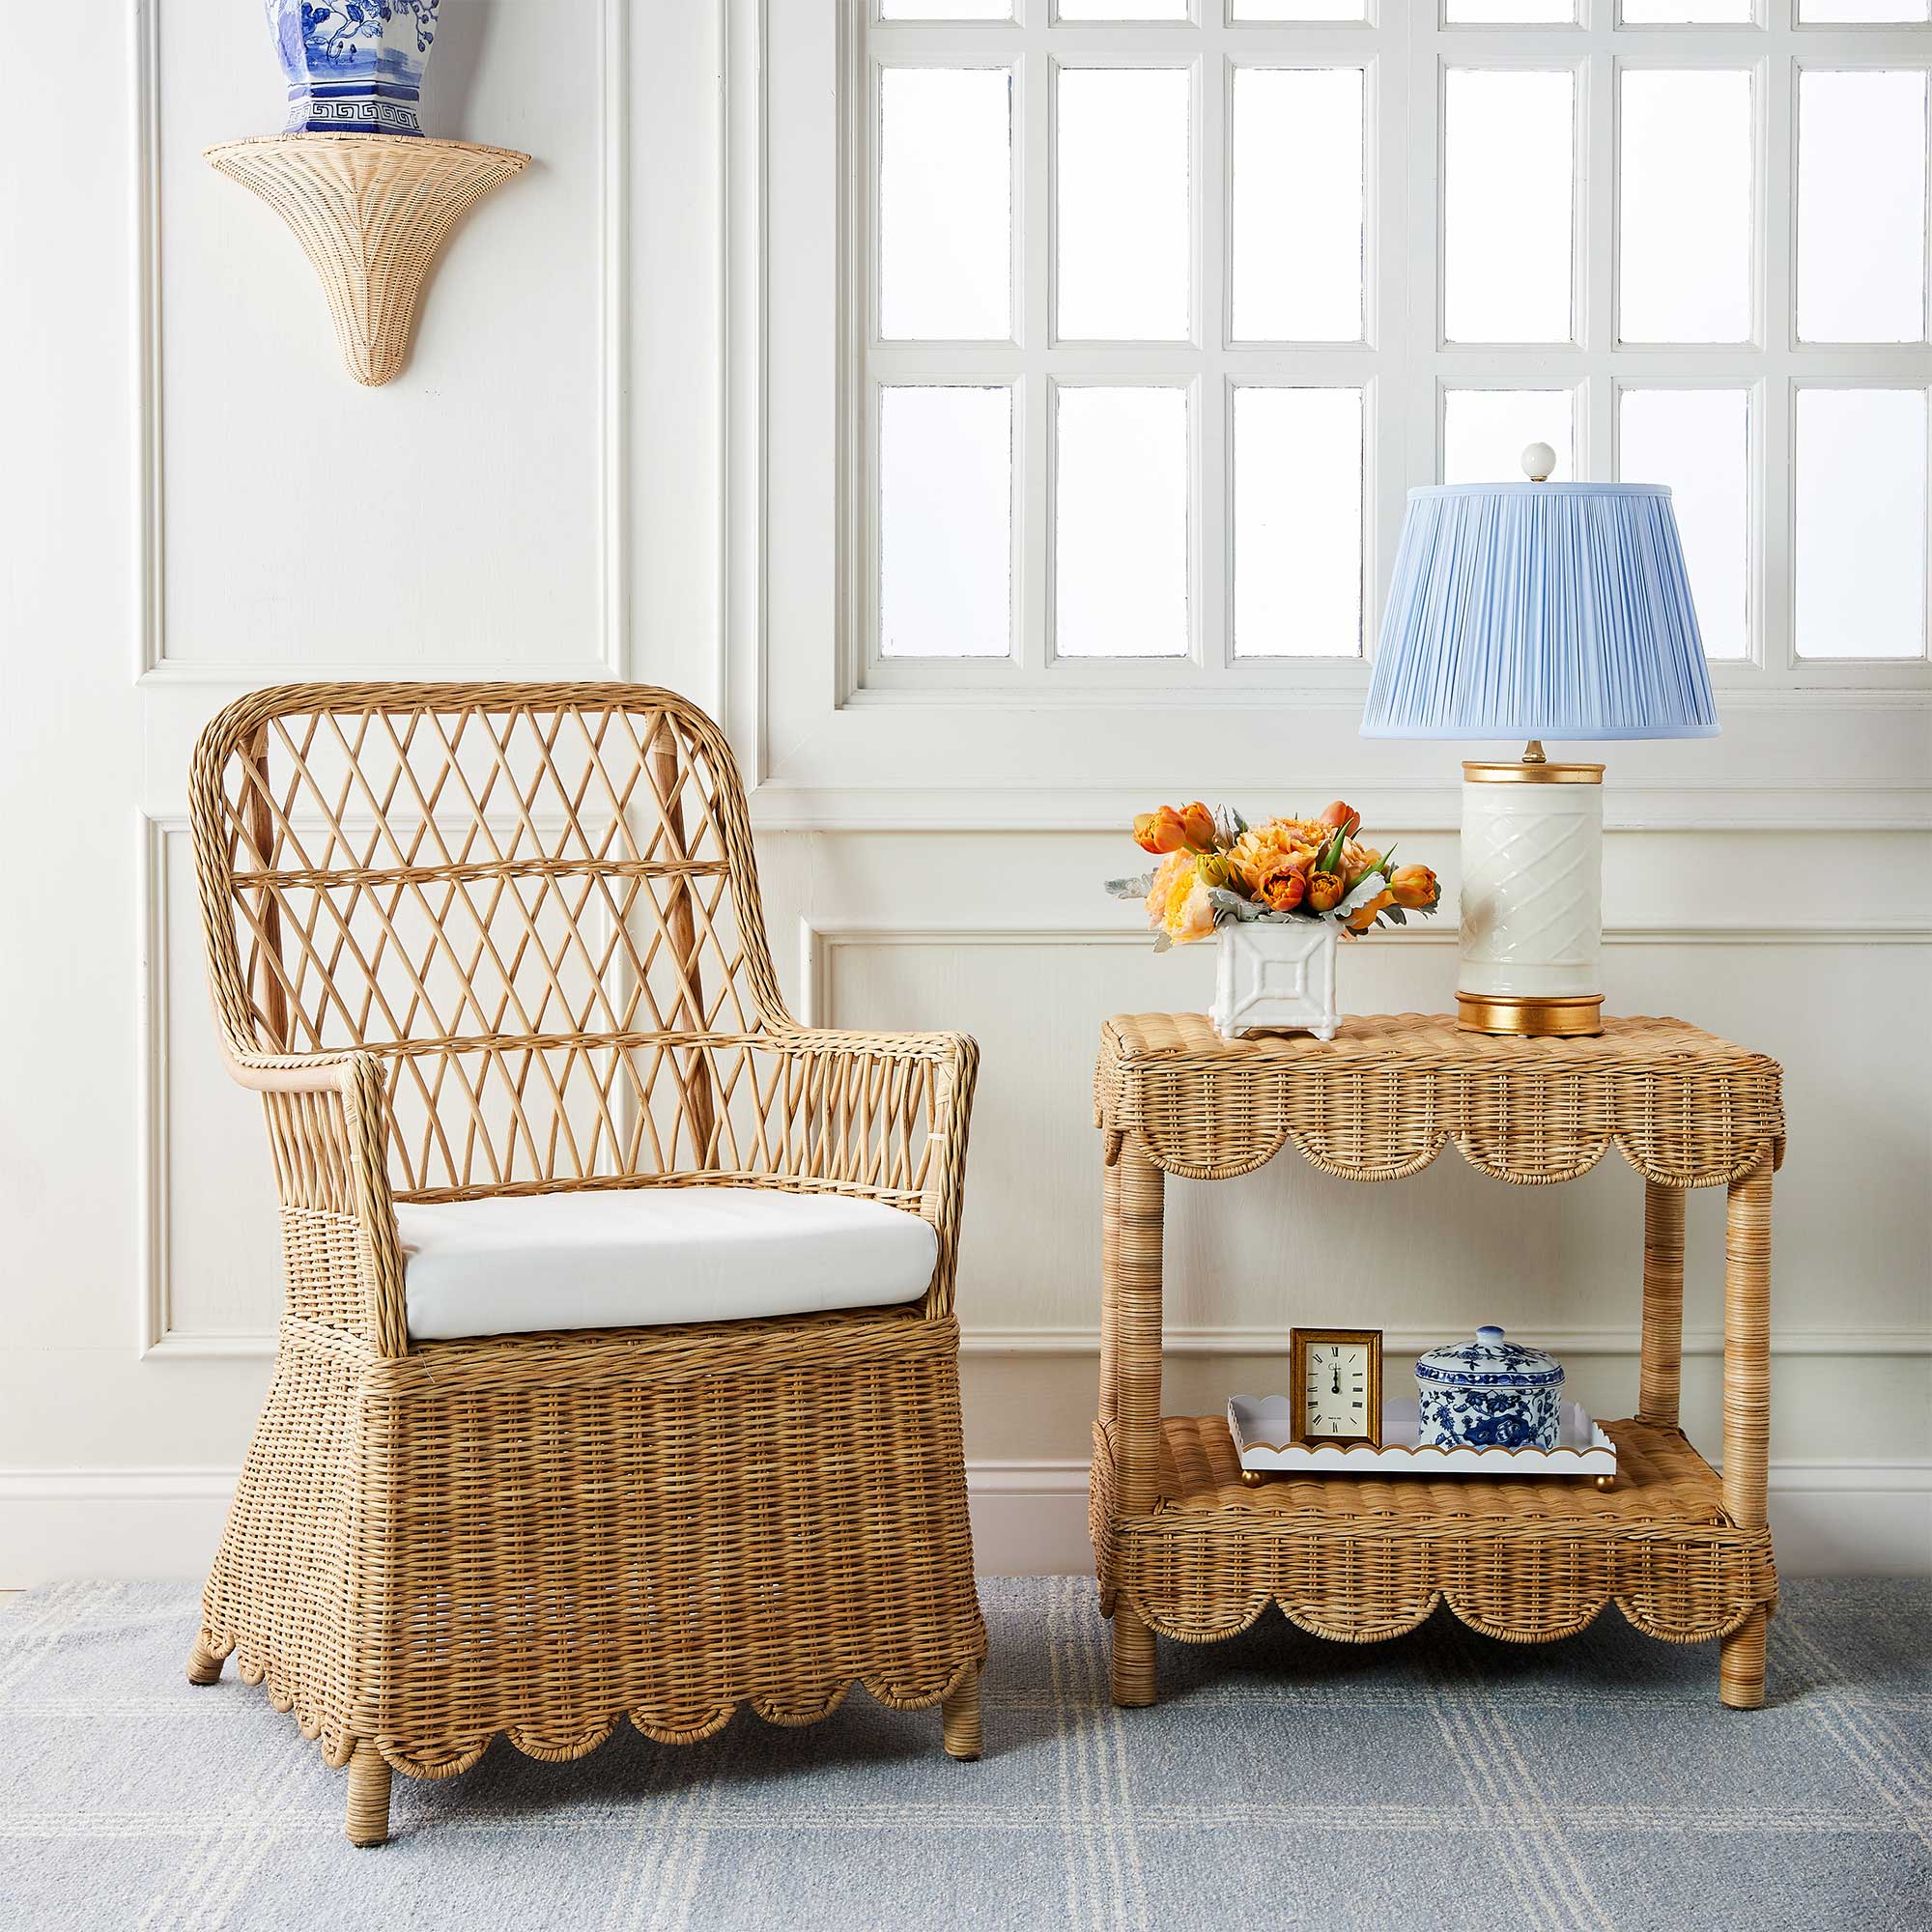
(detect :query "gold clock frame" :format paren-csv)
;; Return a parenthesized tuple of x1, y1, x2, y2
(1289, 1328, 1383, 1450)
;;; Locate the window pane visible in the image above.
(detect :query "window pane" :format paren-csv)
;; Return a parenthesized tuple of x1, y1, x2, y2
(1058, 0, 1187, 15)
(879, 387, 1012, 659)
(1445, 70, 1575, 344)
(1056, 388, 1189, 658)
(1233, 68, 1363, 343)
(1232, 1, 1368, 15)
(1621, 1, 1753, 19)
(1443, 389, 1575, 484)
(1619, 71, 1752, 344)
(1447, 2, 1576, 19)
(1799, 71, 1929, 345)
(1234, 389, 1363, 659)
(1799, 1, 1929, 20)
(1619, 390, 1750, 662)
(882, 0, 1012, 14)
(1796, 389, 1929, 660)
(1056, 68, 1191, 341)
(879, 70, 1011, 342)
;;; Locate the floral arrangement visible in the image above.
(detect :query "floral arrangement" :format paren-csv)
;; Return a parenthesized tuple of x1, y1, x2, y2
(1107, 800, 1441, 949)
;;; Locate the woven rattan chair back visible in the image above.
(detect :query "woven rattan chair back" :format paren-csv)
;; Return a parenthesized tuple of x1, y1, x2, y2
(191, 683, 811, 1201)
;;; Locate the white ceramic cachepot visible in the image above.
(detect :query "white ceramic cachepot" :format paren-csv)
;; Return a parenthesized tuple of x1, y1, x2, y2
(1209, 919, 1339, 1042)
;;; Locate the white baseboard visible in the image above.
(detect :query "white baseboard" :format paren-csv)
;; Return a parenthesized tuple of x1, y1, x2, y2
(4, 1462, 1926, 1586)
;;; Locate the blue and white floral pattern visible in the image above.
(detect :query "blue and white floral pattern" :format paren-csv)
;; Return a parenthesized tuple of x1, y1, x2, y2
(1415, 1326, 1564, 1451)
(267, 1, 440, 137)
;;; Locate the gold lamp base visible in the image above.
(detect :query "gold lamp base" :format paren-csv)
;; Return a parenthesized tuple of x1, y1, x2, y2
(1457, 993, 1605, 1037)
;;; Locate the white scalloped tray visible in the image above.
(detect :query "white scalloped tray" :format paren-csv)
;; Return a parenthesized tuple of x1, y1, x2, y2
(1227, 1395, 1616, 1479)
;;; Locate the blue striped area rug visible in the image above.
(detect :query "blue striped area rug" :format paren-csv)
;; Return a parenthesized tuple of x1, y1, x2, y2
(1, 1577, 1925, 1931)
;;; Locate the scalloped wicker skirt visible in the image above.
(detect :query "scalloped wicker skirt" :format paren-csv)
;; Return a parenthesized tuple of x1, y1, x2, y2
(195, 1309, 986, 1777)
(1091, 1414, 1776, 1650)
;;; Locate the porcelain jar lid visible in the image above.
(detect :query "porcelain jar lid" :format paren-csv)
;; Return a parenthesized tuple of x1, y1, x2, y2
(1414, 1325, 1564, 1390)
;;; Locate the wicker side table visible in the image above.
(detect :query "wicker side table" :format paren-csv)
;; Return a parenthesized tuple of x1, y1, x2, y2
(1091, 1012, 1783, 1711)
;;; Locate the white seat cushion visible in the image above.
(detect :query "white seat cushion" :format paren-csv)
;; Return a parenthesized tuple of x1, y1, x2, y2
(396, 1187, 939, 1342)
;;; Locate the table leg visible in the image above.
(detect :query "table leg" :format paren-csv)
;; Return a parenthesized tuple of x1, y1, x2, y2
(1110, 1133, 1164, 1709)
(1637, 1180, 1686, 1427)
(1719, 1154, 1773, 1710)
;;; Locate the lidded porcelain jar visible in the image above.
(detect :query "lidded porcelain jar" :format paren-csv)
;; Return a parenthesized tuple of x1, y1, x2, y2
(1415, 1326, 1564, 1451)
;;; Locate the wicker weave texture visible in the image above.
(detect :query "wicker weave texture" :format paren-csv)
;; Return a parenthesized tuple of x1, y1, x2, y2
(1095, 1011, 1786, 1185)
(185, 683, 985, 1842)
(1091, 1016, 1782, 1714)
(1091, 1415, 1776, 1649)
(205, 135, 529, 386)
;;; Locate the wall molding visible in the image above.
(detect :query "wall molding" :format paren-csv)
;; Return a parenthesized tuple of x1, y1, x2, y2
(6, 1460, 1925, 1582)
(128, 0, 630, 686)
(756, 781, 1932, 835)
(799, 913, 1932, 1026)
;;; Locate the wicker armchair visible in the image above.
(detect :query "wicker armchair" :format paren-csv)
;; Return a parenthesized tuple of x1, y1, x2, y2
(181, 683, 985, 1845)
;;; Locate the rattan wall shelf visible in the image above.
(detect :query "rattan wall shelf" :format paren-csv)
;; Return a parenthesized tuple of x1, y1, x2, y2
(205, 134, 529, 386)
(1091, 1011, 1782, 1711)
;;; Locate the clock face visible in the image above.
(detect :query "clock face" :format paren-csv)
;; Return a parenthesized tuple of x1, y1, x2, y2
(1303, 1341, 1372, 1439)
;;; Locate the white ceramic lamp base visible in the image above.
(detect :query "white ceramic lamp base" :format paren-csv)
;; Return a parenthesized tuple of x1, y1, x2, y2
(1457, 759, 1605, 1037)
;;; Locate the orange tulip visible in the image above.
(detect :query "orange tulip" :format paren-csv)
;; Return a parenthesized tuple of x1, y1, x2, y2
(1316, 799, 1360, 836)
(1346, 889, 1395, 934)
(1256, 864, 1307, 913)
(1133, 802, 1216, 854)
(1388, 863, 1440, 911)
(1305, 869, 1346, 913)
(1132, 807, 1189, 855)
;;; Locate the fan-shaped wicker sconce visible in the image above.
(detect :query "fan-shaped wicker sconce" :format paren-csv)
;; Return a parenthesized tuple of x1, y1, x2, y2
(206, 133, 528, 387)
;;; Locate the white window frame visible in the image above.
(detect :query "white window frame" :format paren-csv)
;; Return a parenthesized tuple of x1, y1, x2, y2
(746, 0, 1932, 825)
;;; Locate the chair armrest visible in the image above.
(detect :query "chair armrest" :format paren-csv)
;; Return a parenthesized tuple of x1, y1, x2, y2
(216, 1044, 409, 1357)
(765, 1026, 980, 1321)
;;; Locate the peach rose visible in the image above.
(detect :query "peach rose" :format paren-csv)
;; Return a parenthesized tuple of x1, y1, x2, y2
(1143, 851, 1192, 924)
(1256, 864, 1307, 913)
(1388, 864, 1440, 911)
(1305, 869, 1346, 913)
(1164, 876, 1216, 944)
(1343, 844, 1383, 891)
(1231, 821, 1318, 895)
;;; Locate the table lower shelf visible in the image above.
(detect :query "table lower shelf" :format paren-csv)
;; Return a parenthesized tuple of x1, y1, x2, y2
(1091, 1413, 1776, 1649)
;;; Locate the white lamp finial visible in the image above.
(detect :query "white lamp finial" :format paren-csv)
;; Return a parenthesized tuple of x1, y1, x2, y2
(1521, 441, 1556, 483)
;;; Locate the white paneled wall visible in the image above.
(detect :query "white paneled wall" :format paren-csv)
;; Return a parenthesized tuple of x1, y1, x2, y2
(0, 1, 1924, 1582)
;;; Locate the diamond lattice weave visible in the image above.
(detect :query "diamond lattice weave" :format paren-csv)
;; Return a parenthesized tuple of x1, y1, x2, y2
(3, 1578, 1925, 1931)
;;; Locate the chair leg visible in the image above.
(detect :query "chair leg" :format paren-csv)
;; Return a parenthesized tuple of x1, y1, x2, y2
(345, 1742, 392, 1847)
(185, 1640, 225, 1687)
(942, 1662, 982, 1761)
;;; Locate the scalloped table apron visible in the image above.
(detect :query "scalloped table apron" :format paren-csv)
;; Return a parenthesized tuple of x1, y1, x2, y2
(1090, 1011, 1783, 1711)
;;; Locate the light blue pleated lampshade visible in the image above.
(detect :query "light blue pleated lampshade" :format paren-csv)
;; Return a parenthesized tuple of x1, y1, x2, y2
(1361, 483, 1718, 741)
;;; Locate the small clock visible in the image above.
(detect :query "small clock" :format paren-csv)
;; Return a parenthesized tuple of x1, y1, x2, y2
(1289, 1328, 1382, 1449)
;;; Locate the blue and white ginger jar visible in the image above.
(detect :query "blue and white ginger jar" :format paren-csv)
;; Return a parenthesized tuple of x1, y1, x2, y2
(267, 1, 440, 137)
(1415, 1326, 1564, 1451)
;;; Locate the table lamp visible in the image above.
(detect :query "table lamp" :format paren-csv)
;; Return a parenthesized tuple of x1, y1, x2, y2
(1361, 444, 1717, 1037)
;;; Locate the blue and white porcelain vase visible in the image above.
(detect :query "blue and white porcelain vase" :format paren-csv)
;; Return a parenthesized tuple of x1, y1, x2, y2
(1414, 1326, 1564, 1451)
(267, 1, 440, 137)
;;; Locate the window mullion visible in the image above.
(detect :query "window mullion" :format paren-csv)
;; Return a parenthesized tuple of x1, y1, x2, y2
(1021, 38, 1050, 673)
(1201, 33, 1226, 672)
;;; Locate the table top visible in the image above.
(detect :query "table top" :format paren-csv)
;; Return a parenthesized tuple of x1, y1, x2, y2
(1095, 1012, 1783, 1187)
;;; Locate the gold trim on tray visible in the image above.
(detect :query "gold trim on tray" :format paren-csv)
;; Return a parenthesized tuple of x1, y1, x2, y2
(1457, 993, 1605, 1037)
(1461, 760, 1605, 784)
